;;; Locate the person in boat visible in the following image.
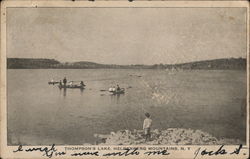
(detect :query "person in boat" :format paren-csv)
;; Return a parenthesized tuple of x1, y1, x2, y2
(80, 81, 85, 86)
(69, 81, 73, 86)
(109, 86, 113, 92)
(59, 80, 62, 86)
(143, 112, 152, 142)
(116, 84, 121, 91)
(108, 86, 115, 92)
(63, 77, 67, 86)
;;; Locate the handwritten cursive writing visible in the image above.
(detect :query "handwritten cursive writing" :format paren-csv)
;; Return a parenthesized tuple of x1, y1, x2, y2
(71, 151, 99, 156)
(103, 148, 140, 156)
(194, 145, 244, 159)
(144, 149, 170, 156)
(13, 144, 66, 158)
(230, 144, 243, 155)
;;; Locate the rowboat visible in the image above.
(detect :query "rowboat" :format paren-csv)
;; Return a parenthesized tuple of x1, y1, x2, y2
(48, 81, 60, 85)
(109, 88, 125, 95)
(58, 84, 85, 89)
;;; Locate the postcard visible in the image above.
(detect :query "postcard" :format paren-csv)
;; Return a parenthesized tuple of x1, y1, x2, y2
(0, 1, 249, 158)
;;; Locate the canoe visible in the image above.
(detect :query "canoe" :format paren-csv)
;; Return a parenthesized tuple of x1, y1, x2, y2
(58, 84, 85, 89)
(48, 81, 60, 85)
(109, 88, 125, 95)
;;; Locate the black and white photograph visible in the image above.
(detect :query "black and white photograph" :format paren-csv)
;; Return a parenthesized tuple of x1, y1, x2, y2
(0, 1, 249, 158)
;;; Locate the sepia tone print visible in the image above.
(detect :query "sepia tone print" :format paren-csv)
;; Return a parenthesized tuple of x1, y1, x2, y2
(0, 1, 249, 159)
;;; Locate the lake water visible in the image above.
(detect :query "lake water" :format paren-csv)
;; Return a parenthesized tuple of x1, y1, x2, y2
(7, 69, 246, 145)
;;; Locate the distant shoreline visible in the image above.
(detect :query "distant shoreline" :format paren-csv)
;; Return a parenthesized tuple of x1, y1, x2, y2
(7, 57, 246, 70)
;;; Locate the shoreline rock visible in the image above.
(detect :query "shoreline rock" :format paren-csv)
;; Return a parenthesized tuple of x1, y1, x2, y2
(94, 128, 243, 145)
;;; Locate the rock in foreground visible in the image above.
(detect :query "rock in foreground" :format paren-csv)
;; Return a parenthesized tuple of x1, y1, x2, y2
(94, 128, 243, 145)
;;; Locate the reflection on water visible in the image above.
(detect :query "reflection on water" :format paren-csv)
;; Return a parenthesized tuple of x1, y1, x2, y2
(80, 88, 84, 95)
(59, 87, 67, 97)
(110, 94, 125, 104)
(59, 87, 85, 97)
(63, 88, 66, 97)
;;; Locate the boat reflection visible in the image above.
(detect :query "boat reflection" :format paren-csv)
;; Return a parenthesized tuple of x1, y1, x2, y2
(80, 88, 84, 95)
(63, 88, 67, 97)
(59, 87, 85, 97)
(110, 93, 124, 104)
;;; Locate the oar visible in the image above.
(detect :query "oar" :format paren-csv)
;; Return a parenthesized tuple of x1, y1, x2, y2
(48, 81, 60, 85)
(100, 89, 108, 92)
(68, 80, 82, 83)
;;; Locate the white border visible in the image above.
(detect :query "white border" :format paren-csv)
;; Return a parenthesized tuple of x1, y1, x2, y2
(1, 1, 249, 158)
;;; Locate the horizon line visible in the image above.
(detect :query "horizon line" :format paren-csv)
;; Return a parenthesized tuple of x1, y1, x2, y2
(7, 57, 246, 66)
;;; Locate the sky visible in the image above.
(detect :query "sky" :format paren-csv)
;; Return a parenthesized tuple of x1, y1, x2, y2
(7, 7, 247, 65)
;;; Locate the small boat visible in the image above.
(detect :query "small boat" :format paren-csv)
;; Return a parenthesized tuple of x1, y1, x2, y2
(48, 81, 60, 85)
(109, 88, 125, 95)
(58, 84, 85, 89)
